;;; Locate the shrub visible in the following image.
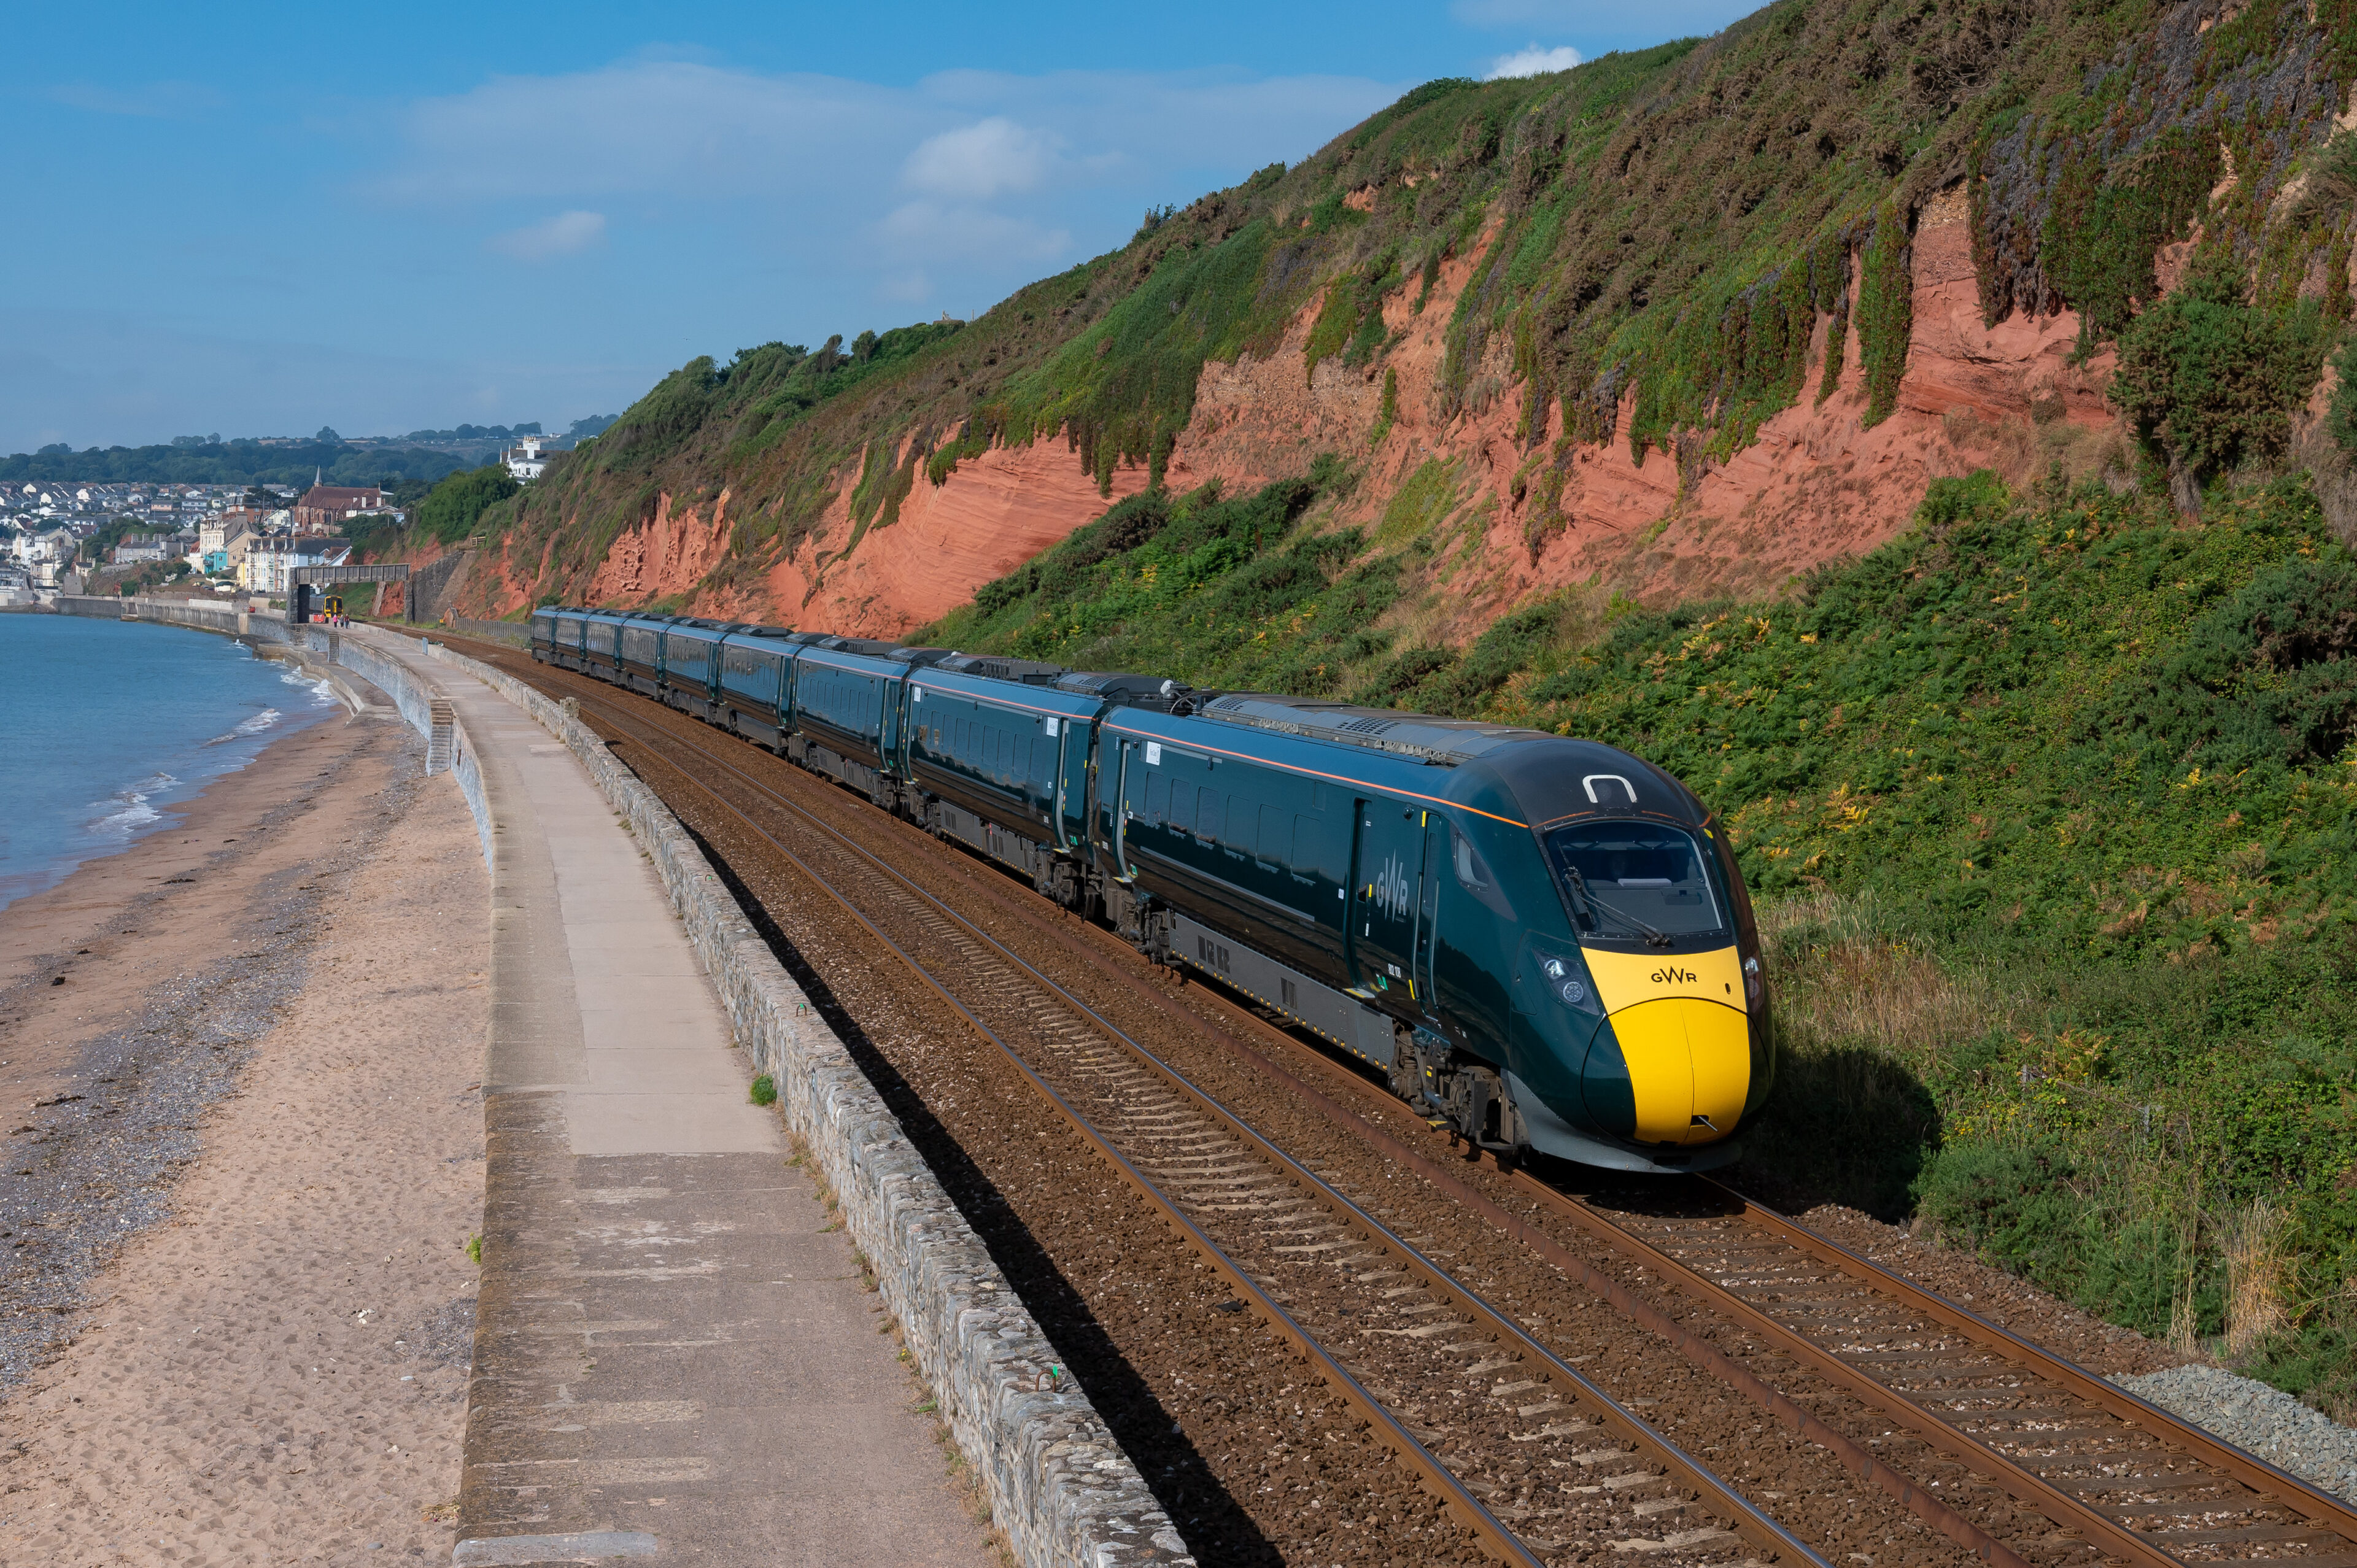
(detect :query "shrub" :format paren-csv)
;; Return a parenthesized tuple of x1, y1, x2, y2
(416, 465, 521, 546)
(749, 1073, 778, 1106)
(2112, 279, 2330, 485)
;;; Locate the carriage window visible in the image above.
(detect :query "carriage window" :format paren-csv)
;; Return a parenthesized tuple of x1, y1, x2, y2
(1142, 772, 1167, 824)
(1196, 787, 1225, 844)
(1544, 823, 1724, 938)
(1167, 776, 1195, 833)
(1452, 827, 1516, 919)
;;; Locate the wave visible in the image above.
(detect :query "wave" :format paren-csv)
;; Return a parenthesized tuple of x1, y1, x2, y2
(86, 774, 177, 839)
(279, 668, 340, 707)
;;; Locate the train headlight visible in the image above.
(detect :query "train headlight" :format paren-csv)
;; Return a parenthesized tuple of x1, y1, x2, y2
(1743, 954, 1765, 1008)
(1533, 950, 1601, 1016)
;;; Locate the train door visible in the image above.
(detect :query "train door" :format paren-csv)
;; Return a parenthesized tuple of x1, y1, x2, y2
(1347, 798, 1425, 1002)
(1412, 813, 1445, 1020)
(1109, 739, 1136, 881)
(1049, 716, 1077, 848)
(884, 679, 909, 778)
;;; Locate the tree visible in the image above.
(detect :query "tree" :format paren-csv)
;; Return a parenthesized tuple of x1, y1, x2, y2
(316, 425, 342, 442)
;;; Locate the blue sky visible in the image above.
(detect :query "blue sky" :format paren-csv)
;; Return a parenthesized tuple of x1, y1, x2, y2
(1, 1, 1760, 454)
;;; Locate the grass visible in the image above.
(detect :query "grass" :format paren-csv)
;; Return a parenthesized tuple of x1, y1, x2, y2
(931, 461, 2357, 1412)
(749, 1072, 778, 1107)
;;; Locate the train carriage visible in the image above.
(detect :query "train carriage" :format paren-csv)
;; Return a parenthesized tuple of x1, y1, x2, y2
(712, 627, 801, 749)
(904, 655, 1104, 906)
(653, 618, 743, 722)
(578, 609, 632, 680)
(614, 614, 668, 697)
(786, 638, 931, 806)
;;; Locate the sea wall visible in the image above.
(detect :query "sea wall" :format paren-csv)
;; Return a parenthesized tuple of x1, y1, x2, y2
(55, 595, 290, 641)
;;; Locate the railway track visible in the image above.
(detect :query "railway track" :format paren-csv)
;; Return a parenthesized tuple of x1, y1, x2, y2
(1564, 1188, 2357, 1568)
(450, 634, 2357, 1568)
(543, 670, 1832, 1568)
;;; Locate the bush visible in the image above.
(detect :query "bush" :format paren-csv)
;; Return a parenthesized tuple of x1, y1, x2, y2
(749, 1073, 778, 1107)
(416, 464, 521, 546)
(2112, 271, 2329, 485)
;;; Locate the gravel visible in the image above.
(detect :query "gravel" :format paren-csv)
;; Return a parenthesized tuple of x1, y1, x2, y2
(2115, 1362, 2357, 1506)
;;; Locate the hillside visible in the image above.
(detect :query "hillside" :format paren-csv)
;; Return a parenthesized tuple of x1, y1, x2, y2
(378, 0, 2352, 638)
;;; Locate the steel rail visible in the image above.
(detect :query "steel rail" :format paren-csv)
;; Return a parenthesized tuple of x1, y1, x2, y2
(595, 697, 1832, 1568)
(1702, 1183, 2357, 1548)
(565, 696, 1545, 1567)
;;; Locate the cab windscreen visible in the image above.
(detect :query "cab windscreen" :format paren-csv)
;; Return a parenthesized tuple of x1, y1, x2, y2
(1546, 823, 1726, 939)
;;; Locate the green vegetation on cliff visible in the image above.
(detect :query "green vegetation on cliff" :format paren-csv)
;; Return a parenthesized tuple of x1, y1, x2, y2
(932, 465, 2357, 1412)
(435, 0, 2357, 611)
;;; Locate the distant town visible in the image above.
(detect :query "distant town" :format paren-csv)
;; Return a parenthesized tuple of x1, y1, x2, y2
(0, 423, 593, 609)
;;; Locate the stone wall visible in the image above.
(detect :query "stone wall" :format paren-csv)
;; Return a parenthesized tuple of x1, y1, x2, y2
(406, 635, 1193, 1568)
(55, 595, 290, 643)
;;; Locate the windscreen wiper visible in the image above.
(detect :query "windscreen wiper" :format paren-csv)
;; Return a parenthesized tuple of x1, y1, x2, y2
(1565, 867, 1676, 949)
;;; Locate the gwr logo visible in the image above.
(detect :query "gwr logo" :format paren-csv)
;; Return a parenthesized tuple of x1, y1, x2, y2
(1652, 966, 1697, 985)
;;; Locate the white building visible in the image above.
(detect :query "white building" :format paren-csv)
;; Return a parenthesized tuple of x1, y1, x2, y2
(502, 435, 550, 481)
(239, 536, 351, 596)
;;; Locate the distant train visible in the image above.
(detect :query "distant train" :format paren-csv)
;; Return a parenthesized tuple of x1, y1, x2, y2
(533, 606, 1771, 1172)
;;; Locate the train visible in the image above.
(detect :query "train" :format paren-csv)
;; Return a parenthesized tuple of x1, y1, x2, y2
(532, 605, 1771, 1173)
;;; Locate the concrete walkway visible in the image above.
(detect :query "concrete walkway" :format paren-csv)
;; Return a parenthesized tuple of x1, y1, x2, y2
(356, 630, 992, 1568)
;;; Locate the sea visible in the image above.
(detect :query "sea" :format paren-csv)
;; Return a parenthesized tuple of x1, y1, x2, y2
(0, 614, 342, 913)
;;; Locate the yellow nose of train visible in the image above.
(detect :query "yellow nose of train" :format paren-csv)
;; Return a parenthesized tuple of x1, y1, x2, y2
(1581, 947, 1752, 1146)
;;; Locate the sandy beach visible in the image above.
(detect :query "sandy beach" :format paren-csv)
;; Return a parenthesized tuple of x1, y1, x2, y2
(0, 691, 494, 1562)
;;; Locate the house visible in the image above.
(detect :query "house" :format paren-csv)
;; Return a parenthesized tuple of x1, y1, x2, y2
(292, 482, 385, 532)
(502, 436, 549, 482)
(112, 537, 169, 564)
(239, 535, 352, 595)
(12, 527, 74, 568)
(199, 509, 260, 557)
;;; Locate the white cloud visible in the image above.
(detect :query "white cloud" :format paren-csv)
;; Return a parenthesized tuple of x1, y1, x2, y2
(371, 62, 905, 206)
(903, 118, 1057, 199)
(361, 58, 1401, 314)
(488, 210, 608, 261)
(1485, 44, 1585, 79)
(372, 61, 1398, 209)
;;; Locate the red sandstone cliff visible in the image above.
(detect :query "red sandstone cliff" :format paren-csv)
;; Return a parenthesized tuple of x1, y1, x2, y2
(454, 194, 2136, 639)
